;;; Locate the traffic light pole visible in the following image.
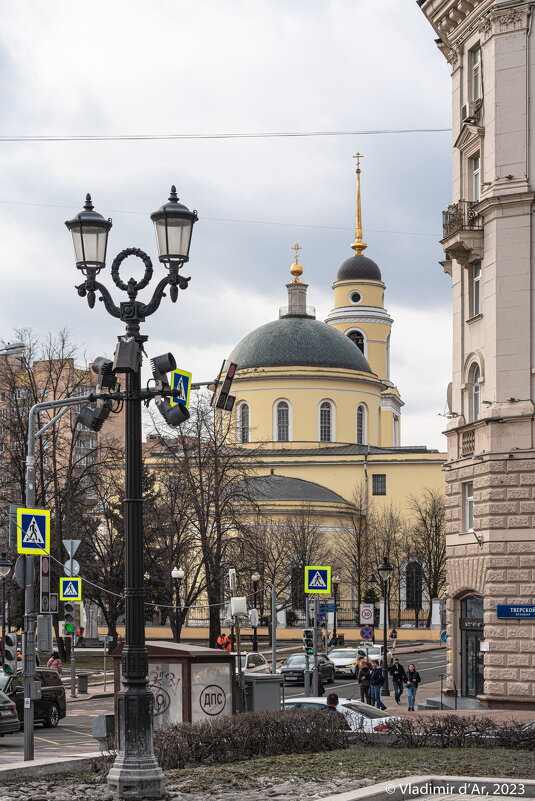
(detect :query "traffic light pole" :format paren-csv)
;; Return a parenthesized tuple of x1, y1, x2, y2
(23, 395, 92, 762)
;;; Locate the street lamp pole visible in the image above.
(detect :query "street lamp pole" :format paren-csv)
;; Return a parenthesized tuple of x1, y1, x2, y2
(66, 187, 197, 800)
(251, 571, 260, 651)
(171, 567, 185, 643)
(378, 556, 393, 697)
(0, 554, 12, 667)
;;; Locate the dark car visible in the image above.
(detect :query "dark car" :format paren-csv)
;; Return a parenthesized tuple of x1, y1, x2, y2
(278, 653, 335, 685)
(0, 689, 20, 735)
(0, 668, 67, 727)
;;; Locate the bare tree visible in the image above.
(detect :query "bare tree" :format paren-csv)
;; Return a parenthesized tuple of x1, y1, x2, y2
(406, 488, 447, 627)
(332, 483, 369, 603)
(285, 507, 331, 611)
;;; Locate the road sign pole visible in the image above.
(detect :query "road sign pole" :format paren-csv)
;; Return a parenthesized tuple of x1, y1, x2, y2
(271, 584, 277, 676)
(312, 597, 319, 696)
(304, 596, 311, 696)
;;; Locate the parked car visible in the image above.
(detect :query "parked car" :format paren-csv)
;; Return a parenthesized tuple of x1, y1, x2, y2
(327, 648, 364, 678)
(231, 652, 271, 674)
(277, 653, 335, 685)
(358, 644, 393, 665)
(283, 696, 395, 733)
(0, 689, 20, 735)
(0, 668, 67, 727)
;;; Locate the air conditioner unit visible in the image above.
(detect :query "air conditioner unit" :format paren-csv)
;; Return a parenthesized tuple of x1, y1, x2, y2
(461, 101, 476, 123)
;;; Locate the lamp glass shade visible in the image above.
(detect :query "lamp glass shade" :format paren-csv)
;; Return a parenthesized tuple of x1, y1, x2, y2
(251, 571, 260, 583)
(151, 186, 197, 265)
(0, 562, 11, 578)
(65, 194, 112, 271)
(378, 558, 393, 581)
(172, 567, 185, 580)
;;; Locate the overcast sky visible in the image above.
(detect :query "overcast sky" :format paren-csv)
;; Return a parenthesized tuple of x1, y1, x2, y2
(0, 0, 452, 449)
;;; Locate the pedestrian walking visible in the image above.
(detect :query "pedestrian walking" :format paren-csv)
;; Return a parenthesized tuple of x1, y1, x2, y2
(370, 659, 387, 711)
(47, 650, 62, 675)
(216, 632, 232, 651)
(357, 660, 372, 705)
(389, 657, 406, 705)
(405, 662, 421, 710)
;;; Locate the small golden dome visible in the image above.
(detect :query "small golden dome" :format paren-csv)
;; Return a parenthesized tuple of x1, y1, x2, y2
(290, 243, 303, 283)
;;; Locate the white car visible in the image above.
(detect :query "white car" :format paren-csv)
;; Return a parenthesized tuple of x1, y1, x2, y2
(231, 651, 271, 674)
(283, 696, 396, 733)
(358, 644, 393, 665)
(327, 648, 363, 678)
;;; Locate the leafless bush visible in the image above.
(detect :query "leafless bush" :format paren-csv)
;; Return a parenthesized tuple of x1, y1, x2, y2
(154, 709, 349, 769)
(493, 722, 535, 751)
(385, 715, 513, 749)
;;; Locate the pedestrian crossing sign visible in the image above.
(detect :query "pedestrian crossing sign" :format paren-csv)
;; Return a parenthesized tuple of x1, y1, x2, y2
(304, 566, 331, 594)
(59, 577, 82, 601)
(169, 368, 192, 408)
(16, 507, 50, 555)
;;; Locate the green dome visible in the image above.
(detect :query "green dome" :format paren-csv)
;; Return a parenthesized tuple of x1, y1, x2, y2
(229, 316, 372, 372)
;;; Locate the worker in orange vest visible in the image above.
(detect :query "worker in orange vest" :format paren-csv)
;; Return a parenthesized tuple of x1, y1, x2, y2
(216, 632, 232, 651)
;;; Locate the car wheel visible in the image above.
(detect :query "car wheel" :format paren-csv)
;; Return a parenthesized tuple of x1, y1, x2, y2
(43, 702, 60, 728)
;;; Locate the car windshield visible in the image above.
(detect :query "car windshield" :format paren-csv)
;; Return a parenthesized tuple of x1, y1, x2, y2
(239, 656, 247, 668)
(366, 647, 382, 657)
(285, 655, 306, 665)
(329, 650, 358, 659)
(342, 702, 386, 719)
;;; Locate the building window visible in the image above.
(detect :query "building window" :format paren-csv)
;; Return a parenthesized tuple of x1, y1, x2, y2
(372, 474, 386, 496)
(347, 330, 365, 354)
(464, 481, 474, 532)
(470, 261, 481, 317)
(356, 404, 367, 445)
(349, 291, 361, 304)
(471, 154, 480, 203)
(237, 402, 250, 444)
(470, 364, 481, 421)
(471, 45, 482, 101)
(393, 414, 400, 446)
(319, 401, 333, 442)
(276, 400, 289, 442)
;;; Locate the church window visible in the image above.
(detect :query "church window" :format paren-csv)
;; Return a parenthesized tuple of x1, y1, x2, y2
(470, 261, 481, 317)
(237, 402, 250, 443)
(349, 291, 361, 304)
(356, 404, 367, 445)
(471, 45, 482, 101)
(347, 330, 365, 355)
(470, 364, 480, 421)
(275, 400, 290, 442)
(372, 474, 386, 495)
(319, 401, 333, 442)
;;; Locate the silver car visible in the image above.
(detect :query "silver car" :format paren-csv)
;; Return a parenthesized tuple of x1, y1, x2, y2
(232, 652, 271, 674)
(283, 696, 396, 733)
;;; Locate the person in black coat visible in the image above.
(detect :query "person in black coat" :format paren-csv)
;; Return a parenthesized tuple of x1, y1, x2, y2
(406, 663, 421, 711)
(389, 658, 406, 705)
(370, 660, 387, 710)
(357, 660, 372, 705)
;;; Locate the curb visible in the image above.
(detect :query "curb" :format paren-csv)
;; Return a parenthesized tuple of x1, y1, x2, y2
(67, 691, 114, 704)
(319, 775, 535, 801)
(0, 753, 103, 781)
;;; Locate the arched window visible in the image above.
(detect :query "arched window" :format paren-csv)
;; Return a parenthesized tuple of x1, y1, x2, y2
(347, 330, 365, 355)
(237, 402, 250, 444)
(471, 364, 480, 421)
(275, 400, 290, 442)
(356, 404, 367, 445)
(319, 401, 333, 442)
(406, 562, 423, 611)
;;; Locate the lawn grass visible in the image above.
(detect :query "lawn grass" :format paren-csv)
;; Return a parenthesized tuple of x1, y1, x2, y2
(163, 747, 535, 793)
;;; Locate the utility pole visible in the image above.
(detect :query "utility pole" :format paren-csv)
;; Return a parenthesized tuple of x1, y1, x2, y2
(271, 585, 277, 676)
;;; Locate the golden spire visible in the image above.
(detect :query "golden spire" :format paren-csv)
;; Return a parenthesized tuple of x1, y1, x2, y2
(351, 152, 367, 255)
(290, 242, 303, 283)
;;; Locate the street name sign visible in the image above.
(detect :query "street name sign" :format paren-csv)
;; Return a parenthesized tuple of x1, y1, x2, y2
(16, 507, 50, 555)
(496, 604, 535, 618)
(169, 368, 192, 408)
(59, 577, 83, 601)
(304, 566, 331, 594)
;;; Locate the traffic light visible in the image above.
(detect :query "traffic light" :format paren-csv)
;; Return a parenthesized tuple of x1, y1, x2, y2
(151, 353, 190, 427)
(77, 357, 117, 431)
(212, 361, 237, 411)
(3, 632, 18, 675)
(63, 601, 76, 636)
(302, 628, 314, 655)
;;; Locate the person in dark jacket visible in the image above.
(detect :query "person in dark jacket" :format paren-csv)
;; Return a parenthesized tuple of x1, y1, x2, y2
(357, 660, 372, 705)
(389, 658, 406, 705)
(406, 663, 421, 710)
(370, 659, 387, 710)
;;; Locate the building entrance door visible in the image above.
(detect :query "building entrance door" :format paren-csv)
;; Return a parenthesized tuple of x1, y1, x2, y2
(459, 595, 484, 697)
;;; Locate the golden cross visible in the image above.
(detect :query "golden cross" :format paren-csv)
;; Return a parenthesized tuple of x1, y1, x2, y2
(292, 243, 302, 260)
(353, 152, 364, 171)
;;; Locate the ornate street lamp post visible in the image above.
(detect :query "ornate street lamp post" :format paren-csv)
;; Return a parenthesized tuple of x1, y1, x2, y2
(378, 556, 393, 697)
(65, 187, 197, 800)
(0, 553, 12, 667)
(251, 571, 260, 651)
(171, 566, 185, 643)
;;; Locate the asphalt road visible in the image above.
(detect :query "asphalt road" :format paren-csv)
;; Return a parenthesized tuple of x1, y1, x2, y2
(284, 649, 447, 699)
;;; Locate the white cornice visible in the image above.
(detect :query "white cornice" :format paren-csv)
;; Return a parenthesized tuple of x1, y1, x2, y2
(325, 306, 393, 326)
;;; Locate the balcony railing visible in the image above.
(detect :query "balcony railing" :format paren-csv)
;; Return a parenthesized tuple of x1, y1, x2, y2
(442, 200, 482, 240)
(461, 427, 475, 457)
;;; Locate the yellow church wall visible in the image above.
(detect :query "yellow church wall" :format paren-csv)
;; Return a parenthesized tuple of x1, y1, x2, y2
(329, 319, 389, 383)
(333, 280, 385, 310)
(234, 367, 386, 446)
